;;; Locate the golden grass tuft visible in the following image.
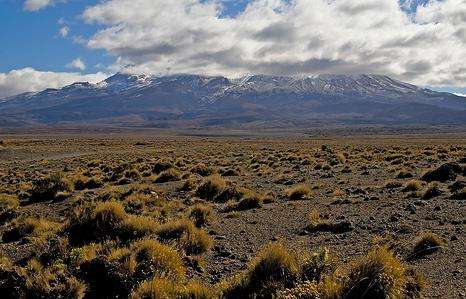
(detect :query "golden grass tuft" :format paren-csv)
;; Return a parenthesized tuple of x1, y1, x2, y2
(195, 175, 226, 201)
(188, 203, 214, 227)
(285, 184, 312, 200)
(411, 232, 444, 259)
(131, 238, 186, 280)
(3, 217, 62, 243)
(156, 219, 213, 255)
(154, 168, 182, 183)
(342, 247, 407, 299)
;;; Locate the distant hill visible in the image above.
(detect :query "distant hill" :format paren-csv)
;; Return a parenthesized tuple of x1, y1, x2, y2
(1, 73, 465, 128)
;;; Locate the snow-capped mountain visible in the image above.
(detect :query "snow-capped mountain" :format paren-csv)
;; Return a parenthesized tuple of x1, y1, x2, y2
(0, 73, 465, 128)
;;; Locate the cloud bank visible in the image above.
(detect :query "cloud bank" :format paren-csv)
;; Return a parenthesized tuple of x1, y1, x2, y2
(81, 0, 465, 87)
(0, 68, 107, 98)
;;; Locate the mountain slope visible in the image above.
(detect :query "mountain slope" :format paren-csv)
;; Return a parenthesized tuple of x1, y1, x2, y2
(0, 73, 465, 128)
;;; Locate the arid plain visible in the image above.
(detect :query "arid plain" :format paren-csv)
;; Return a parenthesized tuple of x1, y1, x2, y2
(0, 132, 464, 298)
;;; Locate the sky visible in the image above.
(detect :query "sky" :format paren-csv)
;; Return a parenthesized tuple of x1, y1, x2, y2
(0, 0, 465, 98)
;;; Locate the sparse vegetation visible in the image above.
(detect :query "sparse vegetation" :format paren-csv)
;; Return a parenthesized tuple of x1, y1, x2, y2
(411, 232, 444, 258)
(285, 184, 312, 200)
(0, 136, 462, 298)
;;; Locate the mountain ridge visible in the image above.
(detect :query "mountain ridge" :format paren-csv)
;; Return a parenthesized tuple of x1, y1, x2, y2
(1, 73, 465, 128)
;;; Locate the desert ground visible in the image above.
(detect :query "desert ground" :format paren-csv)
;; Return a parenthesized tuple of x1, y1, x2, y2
(0, 132, 464, 298)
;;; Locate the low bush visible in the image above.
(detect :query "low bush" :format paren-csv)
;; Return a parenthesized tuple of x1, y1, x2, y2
(2, 217, 61, 243)
(411, 232, 444, 259)
(156, 219, 213, 255)
(195, 175, 226, 201)
(30, 173, 72, 202)
(154, 168, 182, 183)
(188, 204, 214, 227)
(285, 184, 312, 200)
(342, 247, 407, 299)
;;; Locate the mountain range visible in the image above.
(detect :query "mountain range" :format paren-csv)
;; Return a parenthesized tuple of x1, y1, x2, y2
(1, 73, 465, 128)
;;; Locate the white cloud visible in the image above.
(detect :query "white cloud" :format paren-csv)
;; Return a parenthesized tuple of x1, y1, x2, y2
(66, 58, 86, 71)
(81, 0, 466, 88)
(59, 26, 69, 38)
(24, 0, 61, 11)
(0, 68, 107, 98)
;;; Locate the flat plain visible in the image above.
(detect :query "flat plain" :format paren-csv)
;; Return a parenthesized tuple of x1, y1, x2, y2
(0, 132, 464, 298)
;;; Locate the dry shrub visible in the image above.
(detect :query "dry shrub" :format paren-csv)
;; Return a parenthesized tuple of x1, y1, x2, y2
(2, 217, 61, 243)
(220, 243, 299, 298)
(195, 175, 226, 201)
(188, 204, 214, 227)
(23, 259, 86, 299)
(156, 219, 213, 255)
(68, 201, 158, 245)
(342, 247, 407, 299)
(30, 173, 72, 202)
(131, 278, 215, 299)
(411, 232, 444, 259)
(154, 168, 182, 183)
(402, 180, 422, 192)
(131, 238, 186, 281)
(191, 163, 215, 177)
(286, 184, 312, 200)
(421, 182, 442, 199)
(0, 194, 19, 223)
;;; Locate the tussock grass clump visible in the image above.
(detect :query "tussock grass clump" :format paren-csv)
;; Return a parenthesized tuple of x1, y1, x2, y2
(0, 194, 19, 210)
(195, 175, 226, 201)
(156, 219, 213, 255)
(235, 192, 264, 211)
(411, 232, 444, 259)
(342, 247, 407, 299)
(131, 238, 186, 280)
(180, 177, 198, 191)
(124, 193, 156, 212)
(30, 173, 72, 202)
(220, 243, 299, 298)
(384, 179, 403, 189)
(421, 182, 442, 199)
(307, 209, 353, 234)
(23, 259, 86, 299)
(154, 168, 182, 183)
(285, 184, 312, 200)
(68, 201, 158, 245)
(402, 180, 422, 192)
(152, 161, 174, 174)
(73, 173, 103, 190)
(131, 278, 215, 299)
(0, 194, 19, 223)
(188, 204, 214, 227)
(191, 163, 215, 177)
(2, 217, 62, 243)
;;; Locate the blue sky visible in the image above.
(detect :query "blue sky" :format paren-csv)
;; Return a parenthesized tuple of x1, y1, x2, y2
(0, 0, 465, 97)
(0, 0, 248, 74)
